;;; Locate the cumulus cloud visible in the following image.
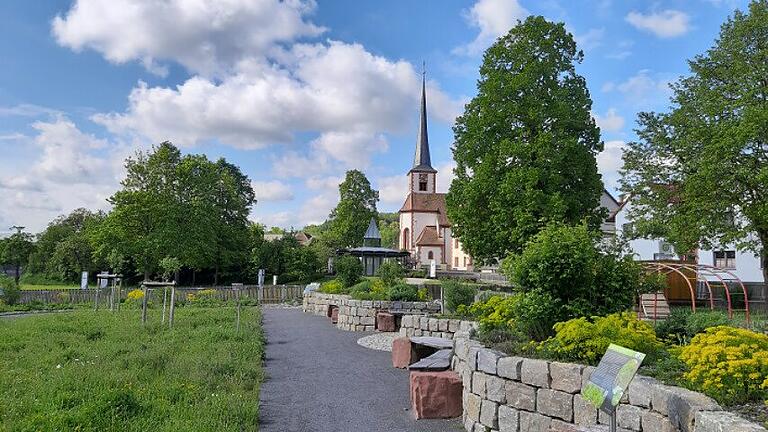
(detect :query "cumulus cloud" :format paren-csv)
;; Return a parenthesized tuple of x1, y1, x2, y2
(602, 70, 673, 108)
(377, 174, 408, 206)
(52, 0, 325, 76)
(625, 10, 691, 38)
(574, 28, 605, 52)
(593, 108, 625, 133)
(455, 0, 529, 55)
(251, 180, 294, 202)
(597, 140, 626, 190)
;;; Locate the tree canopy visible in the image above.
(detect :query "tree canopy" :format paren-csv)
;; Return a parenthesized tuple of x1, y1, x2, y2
(326, 170, 379, 248)
(446, 16, 605, 264)
(620, 0, 768, 282)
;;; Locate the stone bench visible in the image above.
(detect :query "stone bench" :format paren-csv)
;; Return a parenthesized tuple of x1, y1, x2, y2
(392, 336, 454, 369)
(410, 370, 462, 419)
(376, 311, 396, 332)
(409, 348, 452, 371)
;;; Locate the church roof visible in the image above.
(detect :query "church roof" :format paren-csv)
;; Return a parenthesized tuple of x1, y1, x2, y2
(410, 71, 436, 174)
(363, 218, 381, 239)
(415, 226, 443, 246)
(400, 192, 451, 227)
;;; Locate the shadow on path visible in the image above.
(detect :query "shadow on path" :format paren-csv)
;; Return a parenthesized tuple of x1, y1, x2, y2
(259, 307, 462, 432)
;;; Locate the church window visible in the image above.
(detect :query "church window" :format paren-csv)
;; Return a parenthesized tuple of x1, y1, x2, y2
(402, 228, 410, 250)
(454, 257, 459, 267)
(428, 251, 434, 260)
(419, 174, 428, 191)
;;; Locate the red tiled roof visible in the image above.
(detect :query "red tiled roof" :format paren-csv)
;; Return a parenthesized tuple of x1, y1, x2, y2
(415, 225, 443, 246)
(399, 192, 451, 227)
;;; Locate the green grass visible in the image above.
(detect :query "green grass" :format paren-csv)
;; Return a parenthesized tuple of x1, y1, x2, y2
(0, 307, 264, 431)
(20, 284, 81, 291)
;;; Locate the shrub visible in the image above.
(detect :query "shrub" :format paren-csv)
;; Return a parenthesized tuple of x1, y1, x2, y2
(126, 289, 144, 301)
(388, 283, 419, 301)
(350, 279, 388, 300)
(417, 287, 430, 301)
(442, 280, 476, 313)
(464, 291, 560, 341)
(0, 276, 20, 305)
(318, 279, 347, 295)
(376, 261, 405, 287)
(334, 256, 362, 288)
(655, 309, 731, 345)
(679, 326, 768, 405)
(466, 295, 517, 332)
(541, 312, 664, 365)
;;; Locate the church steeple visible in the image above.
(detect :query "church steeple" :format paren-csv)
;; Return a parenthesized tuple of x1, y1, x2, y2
(411, 67, 436, 174)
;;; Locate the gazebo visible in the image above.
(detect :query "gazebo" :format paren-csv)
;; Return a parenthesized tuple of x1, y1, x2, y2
(338, 218, 410, 276)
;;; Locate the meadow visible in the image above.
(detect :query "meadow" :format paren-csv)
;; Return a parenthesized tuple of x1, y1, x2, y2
(0, 307, 264, 431)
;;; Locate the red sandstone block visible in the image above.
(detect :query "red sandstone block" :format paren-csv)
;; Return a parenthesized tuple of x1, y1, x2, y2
(409, 370, 463, 419)
(330, 307, 339, 324)
(392, 337, 412, 368)
(376, 312, 396, 332)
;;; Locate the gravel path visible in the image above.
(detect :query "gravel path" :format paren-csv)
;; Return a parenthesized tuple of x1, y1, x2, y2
(259, 308, 462, 432)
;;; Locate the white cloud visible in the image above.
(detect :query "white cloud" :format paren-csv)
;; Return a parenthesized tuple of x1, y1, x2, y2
(597, 140, 626, 190)
(30, 118, 110, 183)
(574, 28, 605, 52)
(0, 104, 60, 118)
(455, 0, 529, 55)
(436, 161, 456, 193)
(310, 131, 388, 168)
(305, 176, 342, 191)
(52, 0, 325, 76)
(593, 108, 625, 133)
(602, 70, 673, 108)
(251, 180, 294, 202)
(377, 174, 408, 206)
(272, 151, 331, 178)
(625, 10, 691, 38)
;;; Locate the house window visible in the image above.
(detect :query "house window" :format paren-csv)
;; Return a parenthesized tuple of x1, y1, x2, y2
(454, 257, 459, 267)
(454, 239, 459, 248)
(418, 174, 428, 191)
(402, 228, 409, 250)
(463, 257, 467, 267)
(714, 250, 736, 269)
(427, 251, 434, 260)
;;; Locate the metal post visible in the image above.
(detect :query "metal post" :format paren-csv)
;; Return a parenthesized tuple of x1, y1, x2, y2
(94, 286, 100, 311)
(161, 286, 168, 325)
(236, 288, 242, 333)
(141, 285, 148, 324)
(440, 284, 444, 313)
(168, 284, 176, 329)
(609, 409, 617, 432)
(110, 279, 115, 311)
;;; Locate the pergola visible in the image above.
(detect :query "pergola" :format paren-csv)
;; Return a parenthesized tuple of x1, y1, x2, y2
(642, 261, 750, 323)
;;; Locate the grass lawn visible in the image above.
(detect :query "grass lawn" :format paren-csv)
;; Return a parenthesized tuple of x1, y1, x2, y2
(0, 307, 264, 431)
(20, 284, 82, 291)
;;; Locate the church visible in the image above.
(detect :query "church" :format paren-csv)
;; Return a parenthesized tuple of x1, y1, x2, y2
(398, 77, 474, 271)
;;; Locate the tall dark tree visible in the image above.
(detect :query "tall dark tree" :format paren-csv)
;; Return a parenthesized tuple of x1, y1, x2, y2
(1, 230, 34, 283)
(621, 1, 768, 284)
(327, 170, 379, 248)
(447, 16, 605, 264)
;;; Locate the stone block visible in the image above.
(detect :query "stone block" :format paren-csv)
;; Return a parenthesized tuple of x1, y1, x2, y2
(466, 392, 482, 422)
(478, 348, 504, 375)
(581, 366, 595, 390)
(574, 394, 598, 426)
(519, 411, 551, 432)
(330, 307, 339, 324)
(498, 405, 519, 432)
(449, 319, 460, 332)
(473, 423, 488, 432)
(521, 358, 550, 388)
(361, 316, 375, 326)
(376, 312, 396, 332)
(486, 375, 506, 403)
(392, 337, 412, 368)
(616, 404, 643, 431)
(409, 370, 463, 419)
(695, 411, 767, 432)
(550, 362, 583, 394)
(364, 325, 374, 331)
(472, 372, 487, 397)
(429, 318, 439, 331)
(498, 356, 523, 381)
(469, 346, 481, 371)
(626, 376, 656, 408)
(651, 384, 720, 432)
(537, 389, 573, 422)
(641, 410, 677, 432)
(439, 319, 449, 331)
(464, 417, 477, 432)
(480, 400, 499, 429)
(506, 380, 537, 411)
(420, 317, 430, 330)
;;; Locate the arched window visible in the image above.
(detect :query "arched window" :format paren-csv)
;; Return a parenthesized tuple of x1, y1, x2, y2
(428, 251, 434, 260)
(402, 228, 410, 250)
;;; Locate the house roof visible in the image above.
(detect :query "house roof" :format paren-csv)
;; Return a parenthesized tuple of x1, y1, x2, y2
(363, 218, 381, 239)
(415, 225, 443, 246)
(410, 71, 436, 174)
(399, 192, 451, 227)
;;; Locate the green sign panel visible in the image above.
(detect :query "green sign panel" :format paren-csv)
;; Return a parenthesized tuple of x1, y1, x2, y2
(582, 344, 645, 412)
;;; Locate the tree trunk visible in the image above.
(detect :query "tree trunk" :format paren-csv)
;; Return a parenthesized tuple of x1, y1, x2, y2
(144, 269, 150, 282)
(214, 264, 219, 286)
(14, 263, 20, 284)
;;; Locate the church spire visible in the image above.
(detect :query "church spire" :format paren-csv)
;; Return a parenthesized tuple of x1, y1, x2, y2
(411, 64, 436, 173)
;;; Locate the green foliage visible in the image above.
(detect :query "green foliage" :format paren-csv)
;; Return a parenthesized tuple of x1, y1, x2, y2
(378, 213, 400, 249)
(442, 280, 476, 313)
(375, 260, 404, 287)
(465, 292, 560, 341)
(541, 312, 664, 365)
(334, 256, 362, 288)
(0, 231, 35, 283)
(349, 279, 389, 300)
(388, 283, 419, 301)
(503, 223, 641, 329)
(326, 170, 379, 248)
(680, 326, 768, 405)
(620, 1, 768, 283)
(447, 15, 604, 263)
(318, 279, 347, 295)
(654, 309, 732, 345)
(0, 275, 20, 305)
(0, 308, 264, 430)
(159, 256, 182, 282)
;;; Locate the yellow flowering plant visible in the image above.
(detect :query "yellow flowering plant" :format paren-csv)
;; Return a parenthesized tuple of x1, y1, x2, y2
(679, 326, 768, 405)
(126, 289, 144, 301)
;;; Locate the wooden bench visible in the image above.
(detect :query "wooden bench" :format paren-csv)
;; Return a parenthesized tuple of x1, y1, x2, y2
(408, 337, 454, 371)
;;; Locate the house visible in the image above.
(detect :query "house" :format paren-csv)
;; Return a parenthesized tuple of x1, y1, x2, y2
(264, 231, 314, 246)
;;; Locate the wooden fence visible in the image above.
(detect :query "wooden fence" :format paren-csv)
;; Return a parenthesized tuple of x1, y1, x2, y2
(18, 285, 305, 305)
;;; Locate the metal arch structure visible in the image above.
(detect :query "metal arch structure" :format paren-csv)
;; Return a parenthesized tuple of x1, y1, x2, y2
(641, 261, 750, 324)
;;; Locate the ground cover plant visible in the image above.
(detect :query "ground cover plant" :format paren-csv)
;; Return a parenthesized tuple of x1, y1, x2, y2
(0, 307, 264, 431)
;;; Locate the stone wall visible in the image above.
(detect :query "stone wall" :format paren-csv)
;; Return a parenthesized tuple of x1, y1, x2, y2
(302, 292, 440, 331)
(398, 314, 478, 340)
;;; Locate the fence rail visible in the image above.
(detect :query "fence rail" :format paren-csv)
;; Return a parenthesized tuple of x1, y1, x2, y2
(18, 285, 305, 305)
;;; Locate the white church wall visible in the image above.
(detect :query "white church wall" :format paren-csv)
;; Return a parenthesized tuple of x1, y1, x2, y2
(410, 172, 436, 194)
(399, 212, 413, 250)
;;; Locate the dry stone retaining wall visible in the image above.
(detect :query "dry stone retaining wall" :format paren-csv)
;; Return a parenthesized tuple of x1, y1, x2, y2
(302, 292, 440, 331)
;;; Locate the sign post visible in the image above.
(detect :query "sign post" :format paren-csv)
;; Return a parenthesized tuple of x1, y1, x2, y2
(582, 344, 646, 432)
(80, 271, 88, 290)
(429, 260, 436, 279)
(233, 283, 243, 332)
(257, 269, 265, 303)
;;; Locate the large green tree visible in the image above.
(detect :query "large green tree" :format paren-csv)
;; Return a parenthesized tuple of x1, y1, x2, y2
(1, 230, 35, 283)
(620, 1, 768, 284)
(446, 16, 605, 264)
(327, 170, 379, 248)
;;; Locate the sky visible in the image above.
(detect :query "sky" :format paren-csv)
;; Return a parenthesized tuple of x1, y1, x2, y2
(0, 0, 749, 235)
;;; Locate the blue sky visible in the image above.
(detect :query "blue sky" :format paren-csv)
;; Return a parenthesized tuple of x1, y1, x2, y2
(0, 0, 749, 234)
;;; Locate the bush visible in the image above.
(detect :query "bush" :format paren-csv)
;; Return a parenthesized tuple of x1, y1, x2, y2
(465, 295, 517, 332)
(388, 283, 419, 301)
(679, 326, 768, 405)
(442, 280, 476, 313)
(540, 312, 664, 365)
(376, 261, 404, 287)
(0, 276, 20, 305)
(349, 279, 388, 300)
(464, 291, 560, 341)
(334, 256, 362, 288)
(318, 279, 347, 294)
(655, 309, 731, 345)
(502, 223, 641, 328)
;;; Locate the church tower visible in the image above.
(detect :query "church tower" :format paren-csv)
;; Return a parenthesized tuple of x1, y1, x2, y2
(408, 72, 437, 194)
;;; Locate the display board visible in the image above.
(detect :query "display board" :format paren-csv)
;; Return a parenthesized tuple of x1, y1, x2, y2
(582, 344, 646, 412)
